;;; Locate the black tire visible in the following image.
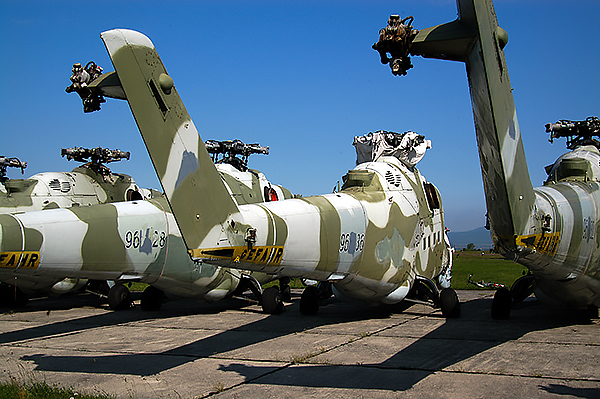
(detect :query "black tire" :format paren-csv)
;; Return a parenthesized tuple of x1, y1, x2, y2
(510, 275, 534, 303)
(300, 286, 320, 315)
(141, 285, 164, 311)
(108, 284, 132, 311)
(584, 305, 599, 319)
(279, 277, 292, 301)
(317, 281, 333, 300)
(261, 286, 284, 314)
(491, 287, 512, 320)
(280, 284, 292, 302)
(0, 285, 29, 308)
(439, 288, 461, 318)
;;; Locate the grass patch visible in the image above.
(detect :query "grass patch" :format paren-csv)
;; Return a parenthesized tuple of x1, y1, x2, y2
(0, 378, 116, 399)
(123, 282, 149, 292)
(262, 279, 305, 289)
(260, 251, 527, 292)
(451, 250, 528, 290)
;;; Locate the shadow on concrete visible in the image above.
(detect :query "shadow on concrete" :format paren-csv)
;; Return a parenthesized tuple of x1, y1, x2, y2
(6, 292, 598, 395)
(0, 293, 250, 345)
(538, 383, 599, 398)
(215, 296, 599, 394)
(14, 295, 393, 375)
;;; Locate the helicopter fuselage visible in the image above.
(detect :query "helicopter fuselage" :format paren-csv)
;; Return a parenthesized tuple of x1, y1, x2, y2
(510, 145, 600, 307)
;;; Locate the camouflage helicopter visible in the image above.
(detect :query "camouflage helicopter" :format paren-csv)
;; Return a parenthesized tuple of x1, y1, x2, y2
(65, 28, 458, 317)
(0, 138, 292, 310)
(1, 146, 148, 213)
(0, 147, 149, 305)
(373, 0, 600, 318)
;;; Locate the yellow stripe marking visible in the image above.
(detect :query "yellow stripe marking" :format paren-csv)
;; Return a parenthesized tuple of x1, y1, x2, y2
(189, 246, 284, 266)
(516, 232, 560, 256)
(0, 251, 41, 269)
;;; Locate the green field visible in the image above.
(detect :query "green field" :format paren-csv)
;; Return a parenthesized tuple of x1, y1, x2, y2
(0, 378, 116, 399)
(263, 250, 527, 291)
(450, 250, 528, 290)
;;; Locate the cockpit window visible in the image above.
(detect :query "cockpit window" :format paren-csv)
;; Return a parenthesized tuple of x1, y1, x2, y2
(264, 186, 278, 202)
(127, 189, 143, 201)
(424, 182, 440, 210)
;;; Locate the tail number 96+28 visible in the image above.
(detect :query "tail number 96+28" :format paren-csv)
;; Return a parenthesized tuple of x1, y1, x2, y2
(124, 229, 166, 249)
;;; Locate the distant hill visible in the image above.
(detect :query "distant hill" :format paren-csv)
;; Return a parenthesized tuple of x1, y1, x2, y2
(447, 226, 493, 250)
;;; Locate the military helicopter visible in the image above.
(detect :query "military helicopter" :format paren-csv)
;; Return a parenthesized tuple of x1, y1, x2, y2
(67, 28, 458, 317)
(0, 139, 292, 310)
(0, 147, 149, 305)
(373, 0, 600, 318)
(1, 146, 148, 213)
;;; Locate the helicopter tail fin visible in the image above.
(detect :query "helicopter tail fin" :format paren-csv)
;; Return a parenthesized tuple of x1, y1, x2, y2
(100, 29, 239, 250)
(408, 0, 535, 250)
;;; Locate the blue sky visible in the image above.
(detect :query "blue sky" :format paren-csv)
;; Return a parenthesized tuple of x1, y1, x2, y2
(1, 1, 599, 232)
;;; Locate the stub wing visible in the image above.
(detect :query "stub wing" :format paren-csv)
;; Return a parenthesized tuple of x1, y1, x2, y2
(100, 29, 239, 250)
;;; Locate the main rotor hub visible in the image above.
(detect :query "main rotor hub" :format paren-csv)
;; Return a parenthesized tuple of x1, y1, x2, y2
(62, 146, 130, 176)
(546, 116, 600, 150)
(372, 15, 419, 76)
(0, 156, 27, 182)
(205, 139, 269, 171)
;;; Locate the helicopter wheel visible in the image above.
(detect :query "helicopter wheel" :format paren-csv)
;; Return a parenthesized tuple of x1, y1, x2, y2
(317, 281, 333, 300)
(491, 287, 512, 319)
(300, 286, 320, 315)
(261, 286, 284, 314)
(279, 277, 292, 302)
(584, 305, 599, 319)
(108, 284, 132, 311)
(0, 284, 29, 308)
(439, 288, 461, 318)
(141, 285, 164, 311)
(510, 275, 535, 303)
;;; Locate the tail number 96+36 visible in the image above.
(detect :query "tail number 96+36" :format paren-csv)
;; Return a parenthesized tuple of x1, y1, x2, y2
(339, 232, 365, 254)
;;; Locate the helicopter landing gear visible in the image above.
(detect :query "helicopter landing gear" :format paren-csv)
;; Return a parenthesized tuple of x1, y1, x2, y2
(407, 277, 461, 318)
(141, 285, 165, 311)
(492, 274, 535, 319)
(107, 283, 132, 310)
(298, 281, 332, 315)
(491, 287, 512, 320)
(510, 274, 535, 303)
(439, 287, 461, 318)
(279, 277, 292, 302)
(0, 284, 29, 308)
(300, 286, 320, 315)
(261, 286, 285, 314)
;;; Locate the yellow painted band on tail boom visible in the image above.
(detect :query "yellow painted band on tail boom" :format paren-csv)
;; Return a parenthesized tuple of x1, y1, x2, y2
(515, 232, 560, 256)
(190, 246, 284, 266)
(0, 251, 40, 269)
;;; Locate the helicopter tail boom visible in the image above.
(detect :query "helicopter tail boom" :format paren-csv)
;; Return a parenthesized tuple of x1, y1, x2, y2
(376, 0, 535, 250)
